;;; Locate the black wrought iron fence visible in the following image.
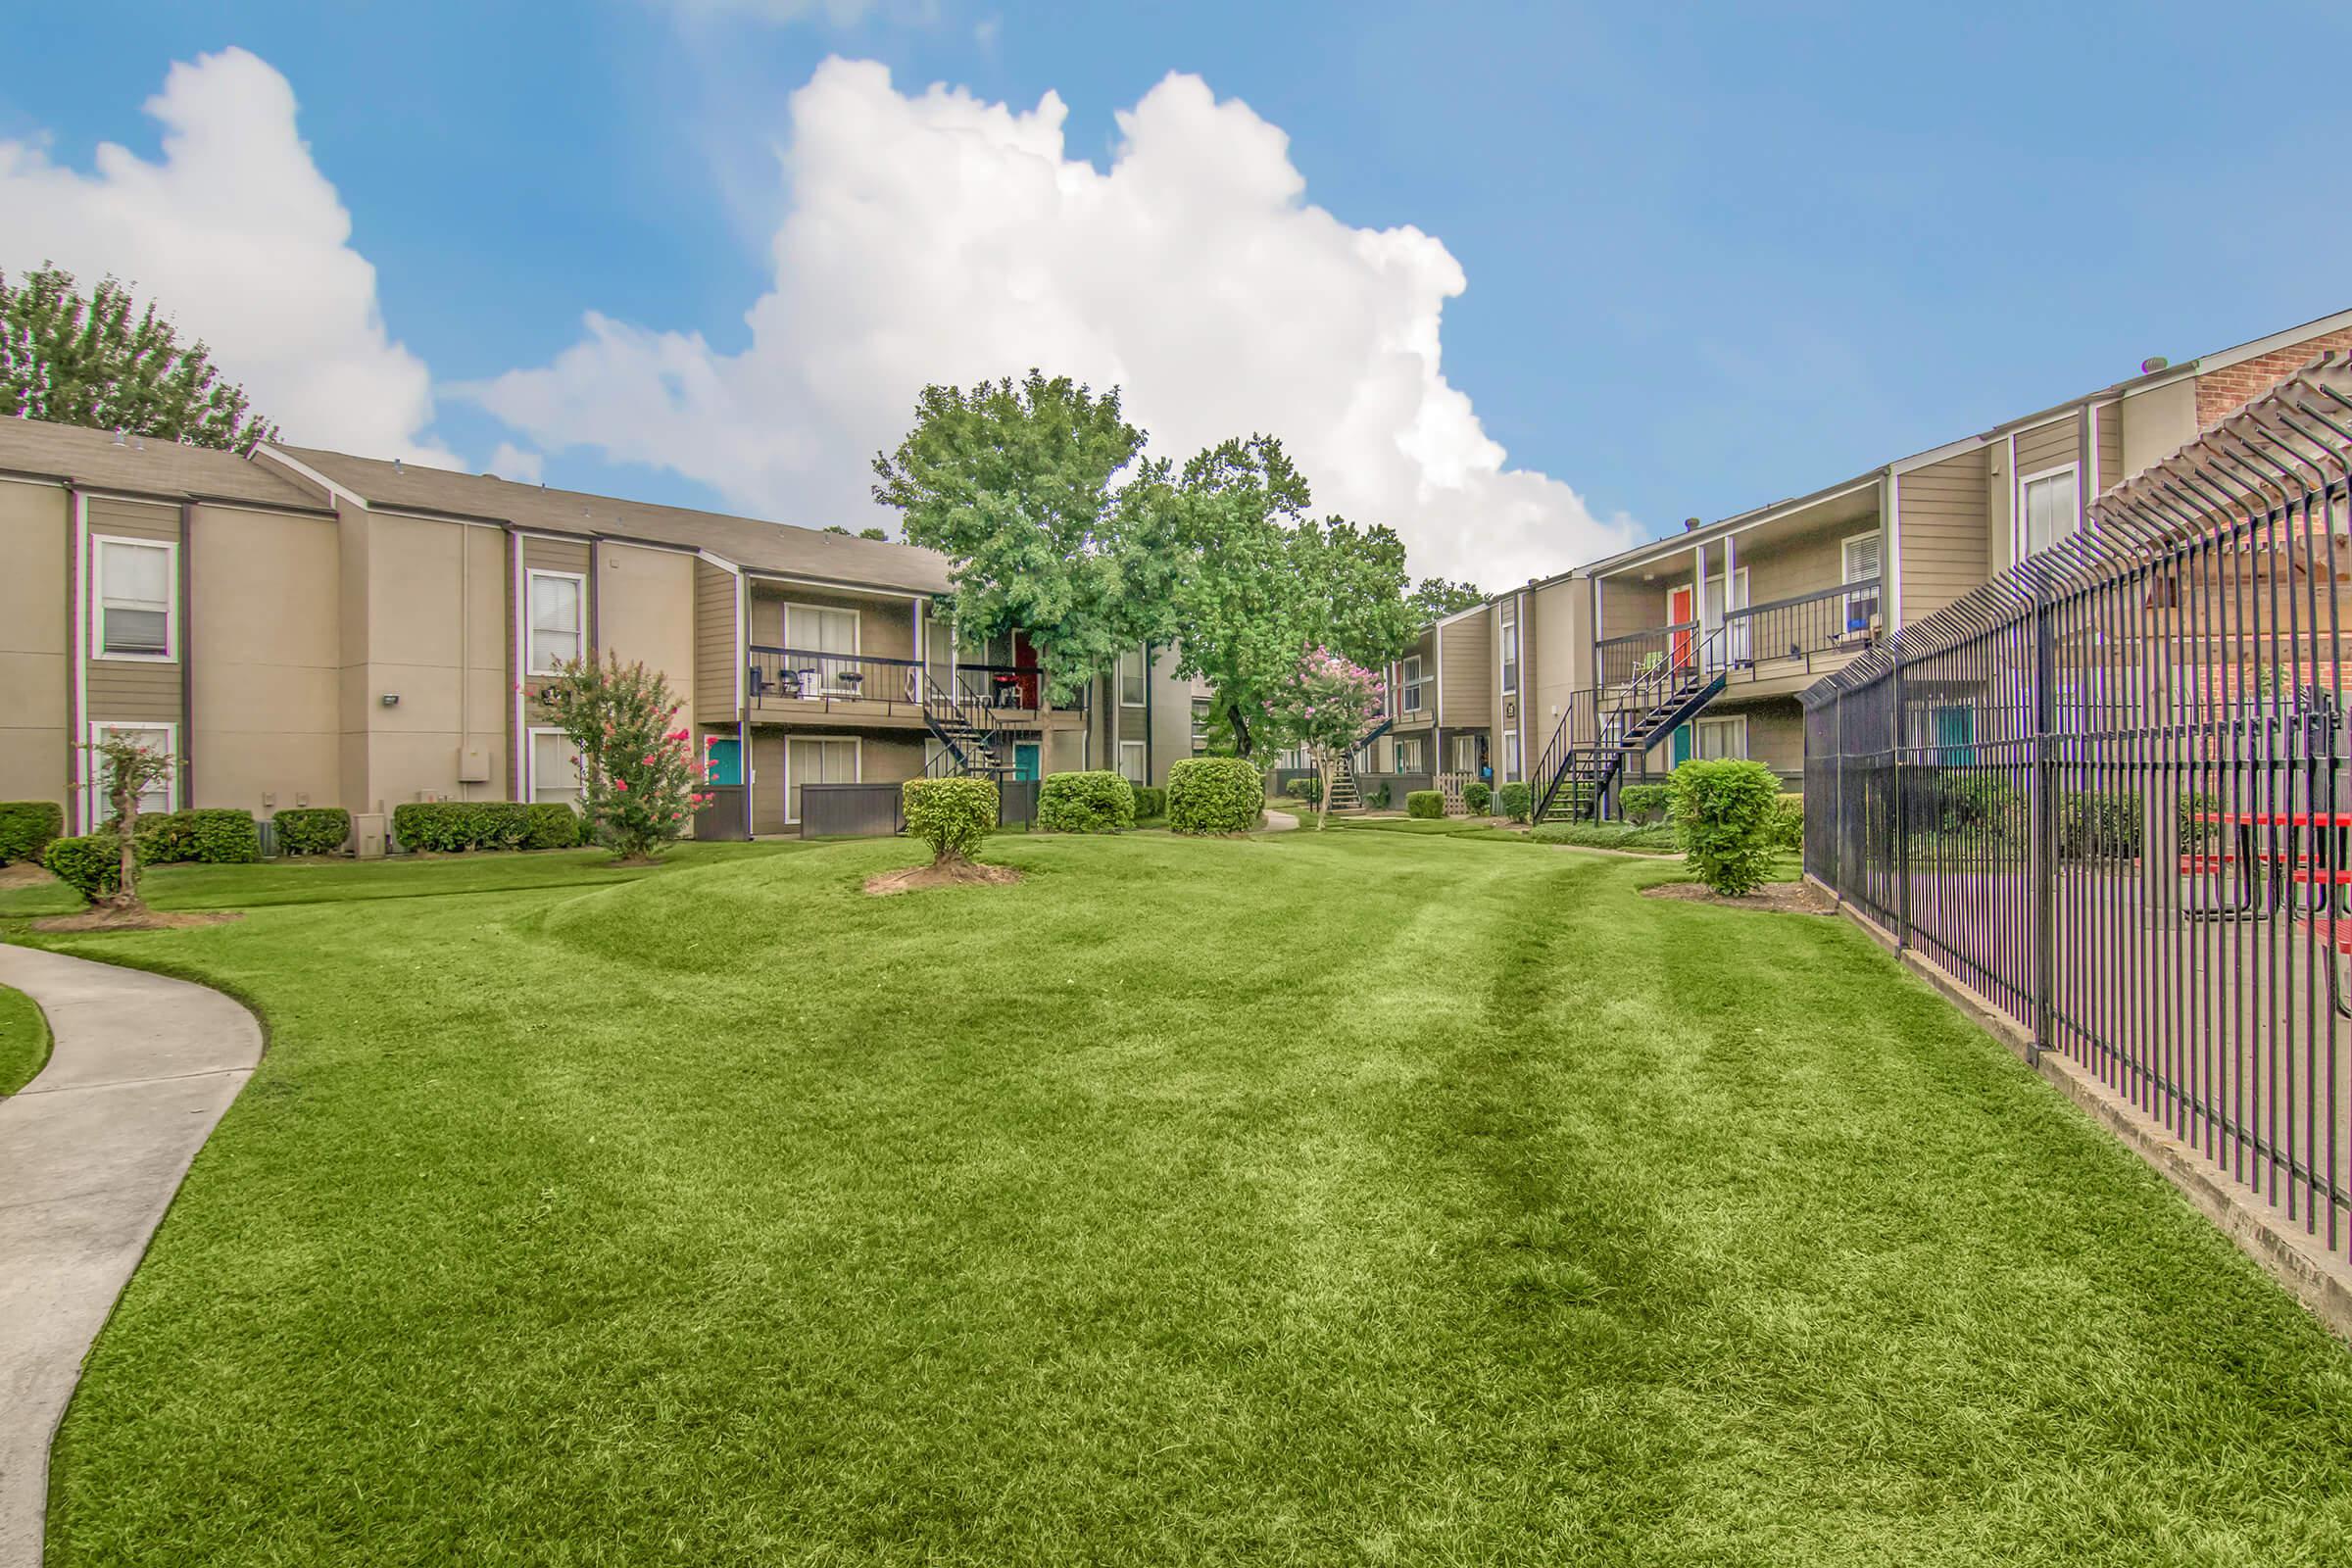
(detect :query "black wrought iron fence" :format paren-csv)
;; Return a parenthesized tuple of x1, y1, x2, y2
(1802, 356, 2352, 1262)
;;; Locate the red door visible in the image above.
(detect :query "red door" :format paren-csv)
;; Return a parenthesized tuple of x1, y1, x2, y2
(1667, 585, 1695, 673)
(1012, 632, 1041, 708)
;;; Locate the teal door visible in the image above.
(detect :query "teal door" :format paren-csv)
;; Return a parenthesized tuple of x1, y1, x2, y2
(1670, 723, 1693, 766)
(1014, 743, 1041, 782)
(706, 737, 742, 786)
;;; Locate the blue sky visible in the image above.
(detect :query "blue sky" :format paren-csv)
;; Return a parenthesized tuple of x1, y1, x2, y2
(4, 1, 2348, 585)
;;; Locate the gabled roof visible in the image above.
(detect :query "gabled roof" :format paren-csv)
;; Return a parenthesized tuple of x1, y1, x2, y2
(266, 444, 956, 597)
(0, 416, 335, 514)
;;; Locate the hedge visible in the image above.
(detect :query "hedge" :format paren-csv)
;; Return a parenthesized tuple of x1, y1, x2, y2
(1498, 782, 1532, 823)
(1768, 792, 1805, 855)
(1617, 782, 1671, 826)
(524, 803, 583, 850)
(1168, 758, 1262, 835)
(391, 802, 534, 854)
(903, 776, 998, 861)
(1405, 789, 1445, 819)
(272, 807, 352, 857)
(1463, 780, 1492, 814)
(1290, 773, 1323, 808)
(0, 801, 64, 866)
(1668, 759, 1781, 896)
(1037, 770, 1136, 833)
(137, 808, 261, 865)
(45, 832, 142, 902)
(1131, 785, 1166, 820)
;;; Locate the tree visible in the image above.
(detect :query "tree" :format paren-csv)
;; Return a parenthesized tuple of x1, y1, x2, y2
(823, 525, 890, 540)
(85, 731, 175, 911)
(533, 656, 711, 862)
(1264, 648, 1388, 832)
(1409, 576, 1486, 620)
(872, 371, 1158, 706)
(1, 265, 277, 452)
(1155, 436, 1414, 759)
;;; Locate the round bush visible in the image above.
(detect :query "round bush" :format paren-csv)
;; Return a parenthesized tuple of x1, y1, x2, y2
(1668, 759, 1781, 896)
(1290, 774, 1323, 808)
(1617, 782, 1671, 826)
(1405, 789, 1445, 819)
(272, 807, 351, 857)
(0, 801, 64, 866)
(1167, 758, 1263, 836)
(1463, 780, 1491, 814)
(523, 803, 583, 850)
(44, 832, 143, 902)
(1131, 785, 1167, 820)
(1498, 782, 1532, 823)
(1037, 770, 1136, 833)
(903, 776, 999, 861)
(136, 808, 262, 865)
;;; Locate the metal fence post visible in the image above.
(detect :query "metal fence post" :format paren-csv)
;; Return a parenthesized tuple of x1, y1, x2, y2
(2029, 583, 2056, 1065)
(1892, 644, 1909, 952)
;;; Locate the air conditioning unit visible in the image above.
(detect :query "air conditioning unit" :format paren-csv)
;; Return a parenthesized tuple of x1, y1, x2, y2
(353, 813, 388, 859)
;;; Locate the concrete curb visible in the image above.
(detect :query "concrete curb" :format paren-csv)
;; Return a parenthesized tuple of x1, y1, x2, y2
(0, 945, 264, 1568)
(1808, 874, 2352, 1343)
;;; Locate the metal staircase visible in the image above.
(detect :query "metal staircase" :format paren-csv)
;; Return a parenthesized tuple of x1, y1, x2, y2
(1533, 626, 1731, 822)
(919, 677, 1007, 777)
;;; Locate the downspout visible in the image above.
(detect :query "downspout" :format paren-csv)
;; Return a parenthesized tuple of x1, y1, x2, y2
(179, 501, 195, 808)
(69, 487, 88, 830)
(509, 529, 524, 802)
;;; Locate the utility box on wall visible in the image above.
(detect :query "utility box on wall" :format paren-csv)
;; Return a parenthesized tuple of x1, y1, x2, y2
(457, 746, 491, 784)
(353, 813, 388, 859)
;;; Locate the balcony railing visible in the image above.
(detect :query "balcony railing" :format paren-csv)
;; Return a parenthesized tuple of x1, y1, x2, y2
(937, 662, 1084, 712)
(1597, 622, 1699, 690)
(1596, 578, 1881, 689)
(747, 649, 1086, 713)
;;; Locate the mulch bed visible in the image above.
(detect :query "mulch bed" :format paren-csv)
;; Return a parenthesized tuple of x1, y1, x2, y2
(863, 859, 1024, 897)
(1642, 879, 1836, 916)
(30, 908, 245, 933)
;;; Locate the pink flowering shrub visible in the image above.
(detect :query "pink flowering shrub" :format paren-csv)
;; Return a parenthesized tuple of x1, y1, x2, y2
(534, 655, 713, 860)
(1263, 646, 1388, 831)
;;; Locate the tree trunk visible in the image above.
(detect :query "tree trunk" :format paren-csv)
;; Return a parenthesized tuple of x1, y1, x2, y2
(1316, 754, 1333, 832)
(107, 787, 144, 912)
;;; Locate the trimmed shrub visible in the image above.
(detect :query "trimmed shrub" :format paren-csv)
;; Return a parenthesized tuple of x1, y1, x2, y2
(45, 832, 143, 902)
(1290, 774, 1323, 808)
(1498, 782, 1532, 823)
(2055, 790, 2140, 860)
(1617, 782, 1671, 826)
(1405, 789, 1445, 819)
(523, 803, 582, 850)
(1131, 785, 1166, 820)
(2179, 790, 2222, 854)
(1168, 758, 1263, 836)
(1367, 783, 1392, 810)
(903, 776, 998, 861)
(1038, 770, 1137, 833)
(1463, 780, 1492, 814)
(137, 808, 261, 865)
(272, 807, 351, 857)
(1768, 792, 1805, 855)
(0, 801, 64, 866)
(390, 802, 533, 854)
(1937, 774, 2019, 839)
(1668, 759, 1781, 896)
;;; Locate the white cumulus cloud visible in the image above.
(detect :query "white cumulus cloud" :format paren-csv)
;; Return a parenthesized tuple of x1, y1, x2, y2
(464, 59, 1634, 585)
(488, 441, 545, 484)
(0, 47, 455, 466)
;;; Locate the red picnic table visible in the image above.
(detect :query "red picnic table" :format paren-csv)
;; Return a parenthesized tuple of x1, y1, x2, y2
(2184, 809, 2352, 1013)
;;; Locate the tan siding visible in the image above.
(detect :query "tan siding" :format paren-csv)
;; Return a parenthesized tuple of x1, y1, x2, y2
(1897, 450, 1990, 625)
(85, 497, 177, 542)
(84, 497, 184, 734)
(1599, 576, 1665, 641)
(751, 729, 788, 834)
(695, 561, 739, 724)
(0, 482, 70, 805)
(2095, 402, 2124, 497)
(747, 585, 917, 661)
(1738, 524, 1848, 608)
(1439, 610, 1490, 722)
(521, 535, 592, 575)
(2014, 416, 2079, 480)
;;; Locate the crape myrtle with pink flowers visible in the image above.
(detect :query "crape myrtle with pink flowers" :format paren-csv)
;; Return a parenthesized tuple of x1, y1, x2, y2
(531, 655, 714, 863)
(1262, 647, 1389, 832)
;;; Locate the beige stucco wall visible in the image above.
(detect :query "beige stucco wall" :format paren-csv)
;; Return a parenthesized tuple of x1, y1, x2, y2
(596, 542, 698, 732)
(190, 503, 340, 813)
(1528, 576, 1589, 755)
(2121, 379, 2198, 481)
(0, 481, 69, 805)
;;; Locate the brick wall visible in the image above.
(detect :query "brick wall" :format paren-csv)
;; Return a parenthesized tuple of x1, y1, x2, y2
(2196, 326, 2352, 428)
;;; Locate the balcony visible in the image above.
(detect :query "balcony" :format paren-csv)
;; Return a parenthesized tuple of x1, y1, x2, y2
(1596, 578, 1880, 694)
(746, 647, 1086, 726)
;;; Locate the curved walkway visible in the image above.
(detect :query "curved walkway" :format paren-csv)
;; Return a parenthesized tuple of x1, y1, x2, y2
(0, 945, 262, 1568)
(1263, 808, 1299, 832)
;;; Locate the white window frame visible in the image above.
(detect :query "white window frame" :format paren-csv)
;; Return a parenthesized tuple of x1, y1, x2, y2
(91, 534, 178, 662)
(782, 734, 861, 824)
(1839, 530, 1884, 632)
(1450, 734, 1479, 773)
(2018, 463, 2082, 559)
(1400, 654, 1424, 713)
(1396, 736, 1425, 773)
(84, 719, 176, 822)
(1502, 728, 1523, 783)
(1116, 646, 1150, 709)
(781, 602, 862, 696)
(1695, 714, 1749, 760)
(1117, 738, 1148, 783)
(1190, 697, 1210, 753)
(526, 725, 583, 806)
(1498, 600, 1519, 696)
(525, 568, 587, 677)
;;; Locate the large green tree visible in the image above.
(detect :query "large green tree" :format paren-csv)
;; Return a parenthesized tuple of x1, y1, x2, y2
(0, 265, 276, 452)
(1408, 576, 1487, 620)
(872, 371, 1160, 705)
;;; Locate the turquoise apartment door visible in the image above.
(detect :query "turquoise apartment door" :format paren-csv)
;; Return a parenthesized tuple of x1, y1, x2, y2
(705, 737, 742, 786)
(1014, 743, 1041, 782)
(1670, 723, 1693, 767)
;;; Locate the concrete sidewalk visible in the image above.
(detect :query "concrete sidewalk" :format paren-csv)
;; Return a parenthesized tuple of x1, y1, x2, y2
(0, 945, 262, 1568)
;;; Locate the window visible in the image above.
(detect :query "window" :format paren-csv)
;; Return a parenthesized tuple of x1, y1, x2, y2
(1695, 715, 1747, 760)
(1396, 736, 1425, 772)
(782, 604, 859, 693)
(1450, 734, 1480, 773)
(1118, 740, 1148, 783)
(1191, 697, 1210, 753)
(784, 736, 858, 822)
(94, 536, 174, 659)
(1118, 647, 1148, 707)
(1502, 729, 1523, 782)
(2021, 466, 2081, 558)
(527, 570, 585, 675)
(1840, 532, 1882, 633)
(1499, 600, 1519, 695)
(86, 721, 174, 820)
(529, 728, 583, 806)
(1400, 655, 1424, 712)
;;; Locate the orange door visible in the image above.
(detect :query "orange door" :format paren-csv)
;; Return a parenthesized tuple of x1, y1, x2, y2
(1668, 585, 1694, 671)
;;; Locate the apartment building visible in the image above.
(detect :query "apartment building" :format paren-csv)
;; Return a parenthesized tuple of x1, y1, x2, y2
(1441, 305, 2352, 820)
(0, 418, 1200, 842)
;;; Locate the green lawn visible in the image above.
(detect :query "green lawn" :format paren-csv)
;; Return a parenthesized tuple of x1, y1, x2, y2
(16, 830, 2352, 1562)
(0, 980, 47, 1094)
